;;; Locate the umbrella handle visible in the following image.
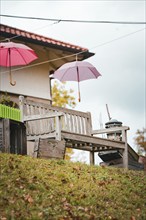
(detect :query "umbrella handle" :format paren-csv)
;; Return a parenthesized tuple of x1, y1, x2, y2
(10, 81, 16, 86)
(9, 71, 16, 86)
(8, 49, 16, 86)
(78, 81, 81, 102)
(78, 92, 81, 102)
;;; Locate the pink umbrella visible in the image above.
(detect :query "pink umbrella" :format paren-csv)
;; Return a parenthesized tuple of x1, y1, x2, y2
(53, 61, 101, 102)
(0, 41, 38, 86)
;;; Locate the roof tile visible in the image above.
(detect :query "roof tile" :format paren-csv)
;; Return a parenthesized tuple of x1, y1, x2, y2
(0, 23, 88, 52)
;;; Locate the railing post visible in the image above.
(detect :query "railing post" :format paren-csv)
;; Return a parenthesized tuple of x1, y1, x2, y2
(33, 138, 40, 158)
(19, 96, 24, 122)
(86, 112, 92, 135)
(3, 119, 10, 153)
(122, 130, 128, 169)
(55, 115, 62, 141)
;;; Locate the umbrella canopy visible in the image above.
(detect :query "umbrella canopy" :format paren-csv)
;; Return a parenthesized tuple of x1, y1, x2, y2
(53, 61, 101, 101)
(0, 41, 38, 86)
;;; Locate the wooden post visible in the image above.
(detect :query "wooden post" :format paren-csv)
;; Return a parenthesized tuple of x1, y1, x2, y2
(122, 130, 128, 169)
(86, 112, 92, 135)
(55, 115, 62, 141)
(0, 120, 3, 152)
(19, 96, 24, 122)
(90, 147, 95, 165)
(33, 138, 40, 158)
(3, 119, 10, 153)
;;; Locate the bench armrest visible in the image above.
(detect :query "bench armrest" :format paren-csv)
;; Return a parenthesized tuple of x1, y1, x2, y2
(92, 126, 130, 135)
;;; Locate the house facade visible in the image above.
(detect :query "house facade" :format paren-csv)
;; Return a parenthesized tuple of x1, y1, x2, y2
(0, 23, 95, 160)
(0, 23, 94, 103)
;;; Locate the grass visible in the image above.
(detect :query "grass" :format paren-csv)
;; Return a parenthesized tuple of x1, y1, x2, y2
(0, 153, 146, 220)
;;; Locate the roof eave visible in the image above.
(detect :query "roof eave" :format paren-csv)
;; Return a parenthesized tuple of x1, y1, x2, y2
(0, 31, 95, 60)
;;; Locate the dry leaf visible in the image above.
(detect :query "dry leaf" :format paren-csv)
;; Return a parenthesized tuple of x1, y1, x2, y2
(62, 197, 67, 202)
(69, 183, 74, 188)
(24, 194, 34, 203)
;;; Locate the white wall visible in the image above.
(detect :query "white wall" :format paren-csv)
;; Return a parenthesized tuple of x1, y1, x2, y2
(0, 64, 51, 100)
(0, 44, 52, 100)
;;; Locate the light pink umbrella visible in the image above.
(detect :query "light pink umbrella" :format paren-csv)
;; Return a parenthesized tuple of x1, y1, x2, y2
(0, 41, 38, 86)
(53, 61, 101, 102)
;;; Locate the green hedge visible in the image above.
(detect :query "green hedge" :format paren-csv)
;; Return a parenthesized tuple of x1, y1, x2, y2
(0, 104, 21, 122)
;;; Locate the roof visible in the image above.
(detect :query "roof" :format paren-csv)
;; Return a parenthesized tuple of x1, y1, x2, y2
(0, 23, 94, 59)
(105, 119, 122, 126)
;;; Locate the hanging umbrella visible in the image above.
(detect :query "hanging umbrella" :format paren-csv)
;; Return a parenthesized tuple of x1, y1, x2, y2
(53, 61, 101, 102)
(0, 41, 38, 86)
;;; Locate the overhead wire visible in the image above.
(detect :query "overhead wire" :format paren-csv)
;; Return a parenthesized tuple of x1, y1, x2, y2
(89, 27, 146, 50)
(0, 13, 145, 43)
(0, 14, 146, 25)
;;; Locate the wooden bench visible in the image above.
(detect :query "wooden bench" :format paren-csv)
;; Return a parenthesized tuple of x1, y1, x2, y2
(19, 96, 129, 167)
(19, 96, 93, 140)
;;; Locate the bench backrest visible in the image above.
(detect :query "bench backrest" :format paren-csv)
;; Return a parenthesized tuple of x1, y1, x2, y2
(20, 98, 92, 137)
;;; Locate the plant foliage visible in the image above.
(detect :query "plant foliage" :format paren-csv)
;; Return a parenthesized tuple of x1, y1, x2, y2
(51, 80, 76, 160)
(52, 81, 76, 109)
(134, 128, 146, 156)
(0, 92, 18, 108)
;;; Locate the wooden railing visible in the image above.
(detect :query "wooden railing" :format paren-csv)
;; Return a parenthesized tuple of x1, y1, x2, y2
(19, 96, 92, 140)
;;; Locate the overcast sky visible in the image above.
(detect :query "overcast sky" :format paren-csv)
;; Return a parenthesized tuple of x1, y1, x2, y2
(1, 0, 145, 163)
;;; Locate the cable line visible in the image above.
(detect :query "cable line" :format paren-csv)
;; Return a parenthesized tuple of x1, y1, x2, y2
(1, 28, 145, 75)
(0, 14, 146, 25)
(90, 28, 145, 50)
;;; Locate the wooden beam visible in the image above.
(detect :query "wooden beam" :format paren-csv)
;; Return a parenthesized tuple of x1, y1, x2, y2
(93, 147, 121, 152)
(27, 132, 56, 141)
(65, 142, 92, 151)
(24, 112, 64, 122)
(61, 131, 125, 149)
(92, 126, 130, 135)
(49, 61, 57, 70)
